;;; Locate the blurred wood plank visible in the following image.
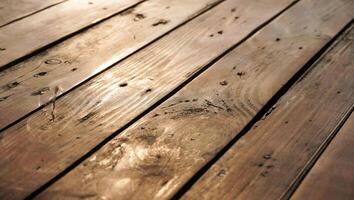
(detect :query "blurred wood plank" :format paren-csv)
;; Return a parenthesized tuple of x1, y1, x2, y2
(0, 0, 144, 69)
(292, 113, 354, 200)
(183, 23, 354, 200)
(0, 0, 222, 130)
(35, 0, 354, 199)
(0, 0, 66, 27)
(0, 0, 298, 199)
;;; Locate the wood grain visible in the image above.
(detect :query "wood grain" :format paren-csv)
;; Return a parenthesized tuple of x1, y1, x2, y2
(0, 0, 298, 199)
(0, 0, 222, 130)
(0, 0, 143, 69)
(183, 23, 354, 200)
(35, 0, 354, 199)
(292, 113, 354, 200)
(0, 0, 66, 27)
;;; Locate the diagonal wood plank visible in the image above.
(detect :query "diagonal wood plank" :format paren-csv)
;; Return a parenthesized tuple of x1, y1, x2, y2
(0, 0, 298, 199)
(291, 112, 354, 200)
(0, 0, 66, 27)
(183, 23, 354, 200)
(35, 0, 354, 199)
(0, 0, 144, 69)
(0, 0, 223, 130)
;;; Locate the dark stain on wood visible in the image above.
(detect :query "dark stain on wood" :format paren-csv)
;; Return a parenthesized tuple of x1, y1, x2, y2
(236, 71, 246, 77)
(33, 72, 48, 77)
(219, 80, 228, 86)
(5, 81, 20, 89)
(119, 83, 128, 87)
(0, 95, 11, 102)
(134, 13, 145, 21)
(152, 19, 170, 26)
(79, 112, 97, 123)
(31, 87, 50, 96)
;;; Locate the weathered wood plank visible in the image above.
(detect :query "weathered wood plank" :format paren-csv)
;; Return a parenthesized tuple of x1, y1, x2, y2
(292, 113, 354, 200)
(0, 0, 222, 130)
(36, 0, 354, 199)
(0, 0, 66, 27)
(0, 0, 144, 69)
(183, 23, 354, 200)
(0, 0, 298, 199)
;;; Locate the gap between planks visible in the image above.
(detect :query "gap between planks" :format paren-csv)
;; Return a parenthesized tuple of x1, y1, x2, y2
(0, 0, 145, 70)
(0, 0, 299, 199)
(0, 0, 68, 28)
(182, 22, 354, 200)
(33, 0, 354, 199)
(291, 111, 354, 200)
(0, 0, 225, 131)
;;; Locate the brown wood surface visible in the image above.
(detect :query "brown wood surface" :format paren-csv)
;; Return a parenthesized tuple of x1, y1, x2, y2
(0, 0, 66, 27)
(0, 0, 298, 199)
(0, 0, 222, 130)
(0, 0, 143, 69)
(292, 113, 354, 200)
(35, 0, 354, 199)
(183, 23, 354, 200)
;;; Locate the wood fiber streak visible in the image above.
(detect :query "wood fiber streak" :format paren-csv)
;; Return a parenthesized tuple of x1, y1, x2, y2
(183, 24, 354, 200)
(0, 0, 296, 199)
(292, 113, 354, 200)
(0, 0, 143, 68)
(0, 0, 221, 130)
(37, 0, 354, 199)
(0, 0, 65, 27)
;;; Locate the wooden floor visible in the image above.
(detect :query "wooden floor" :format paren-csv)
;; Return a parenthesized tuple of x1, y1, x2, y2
(0, 0, 353, 199)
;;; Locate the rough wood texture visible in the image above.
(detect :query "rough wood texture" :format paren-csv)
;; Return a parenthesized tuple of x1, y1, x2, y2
(36, 0, 354, 199)
(0, 0, 297, 199)
(0, 0, 143, 68)
(292, 113, 354, 200)
(183, 23, 354, 200)
(0, 0, 222, 130)
(0, 0, 66, 27)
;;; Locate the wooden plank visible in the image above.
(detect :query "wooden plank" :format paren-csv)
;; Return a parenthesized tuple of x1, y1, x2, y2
(292, 113, 354, 200)
(36, 1, 354, 199)
(0, 0, 298, 199)
(0, 0, 66, 27)
(0, 0, 223, 130)
(0, 0, 144, 69)
(183, 24, 354, 200)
